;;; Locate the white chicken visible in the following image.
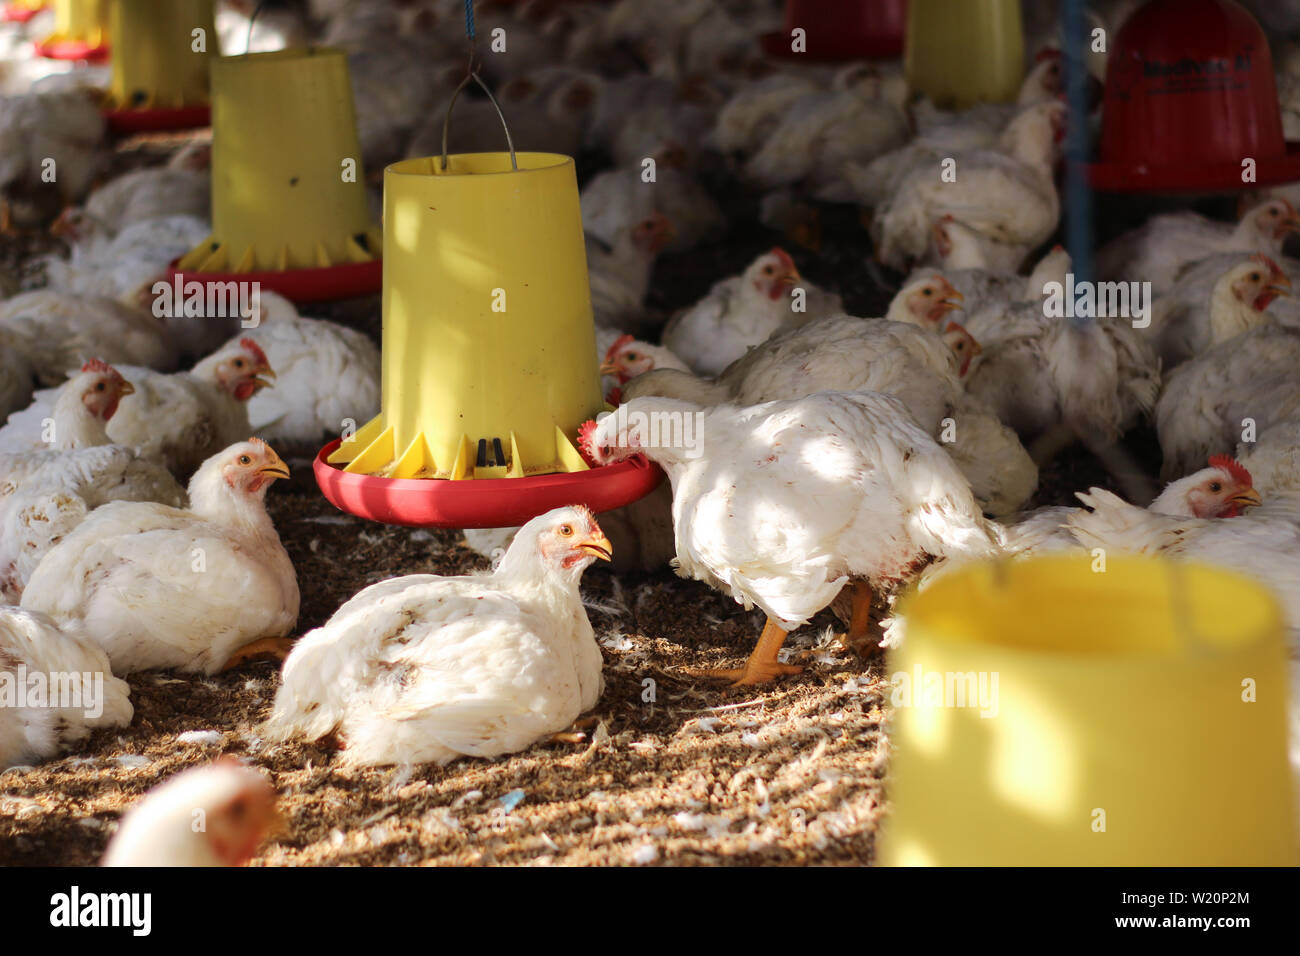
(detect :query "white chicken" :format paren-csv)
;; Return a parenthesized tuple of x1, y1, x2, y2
(219, 306, 380, 446)
(587, 212, 673, 331)
(41, 213, 212, 309)
(742, 65, 909, 193)
(265, 506, 611, 767)
(1096, 198, 1300, 296)
(102, 760, 279, 867)
(2, 339, 273, 479)
(711, 71, 820, 157)
(0, 88, 106, 229)
(581, 392, 1000, 684)
(872, 101, 1065, 271)
(661, 248, 842, 376)
(1157, 322, 1300, 480)
(580, 142, 725, 254)
(0, 607, 132, 770)
(1238, 420, 1300, 502)
(0, 291, 176, 385)
(0, 358, 132, 458)
(21, 439, 299, 675)
(1, 441, 187, 603)
(51, 142, 210, 244)
(1003, 455, 1263, 557)
(1148, 253, 1293, 368)
(0, 325, 37, 421)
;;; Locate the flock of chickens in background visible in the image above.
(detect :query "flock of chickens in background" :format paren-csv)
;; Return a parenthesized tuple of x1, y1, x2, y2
(0, 0, 1298, 865)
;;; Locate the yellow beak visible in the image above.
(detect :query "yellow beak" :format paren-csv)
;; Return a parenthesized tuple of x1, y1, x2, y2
(577, 529, 614, 562)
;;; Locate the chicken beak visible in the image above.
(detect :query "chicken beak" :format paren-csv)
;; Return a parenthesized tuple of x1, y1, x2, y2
(251, 375, 276, 392)
(1281, 212, 1300, 234)
(577, 530, 613, 562)
(598, 360, 619, 377)
(1230, 487, 1263, 509)
(259, 449, 291, 480)
(1268, 274, 1293, 298)
(118, 381, 136, 396)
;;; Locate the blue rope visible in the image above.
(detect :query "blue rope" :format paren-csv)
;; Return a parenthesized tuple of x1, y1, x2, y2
(464, 0, 475, 40)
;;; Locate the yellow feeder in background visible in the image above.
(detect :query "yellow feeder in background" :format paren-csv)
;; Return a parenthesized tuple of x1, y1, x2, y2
(314, 76, 662, 528)
(37, 0, 108, 60)
(905, 0, 1025, 109)
(880, 554, 1297, 866)
(173, 48, 382, 301)
(107, 0, 215, 110)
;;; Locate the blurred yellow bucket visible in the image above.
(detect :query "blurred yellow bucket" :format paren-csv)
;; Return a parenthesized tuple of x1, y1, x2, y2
(881, 554, 1296, 866)
(905, 0, 1025, 108)
(177, 49, 379, 274)
(327, 151, 602, 480)
(108, 0, 216, 109)
(44, 0, 108, 49)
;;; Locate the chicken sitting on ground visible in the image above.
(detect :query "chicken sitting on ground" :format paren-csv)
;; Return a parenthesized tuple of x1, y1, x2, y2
(0, 607, 133, 770)
(581, 392, 1001, 684)
(218, 300, 380, 445)
(1147, 253, 1292, 368)
(0, 290, 176, 385)
(102, 760, 279, 867)
(21, 439, 298, 675)
(587, 212, 674, 332)
(1096, 198, 1300, 296)
(1, 339, 273, 480)
(265, 506, 611, 767)
(0, 88, 106, 230)
(871, 101, 1065, 272)
(0, 358, 132, 458)
(661, 248, 842, 376)
(1002, 456, 1263, 557)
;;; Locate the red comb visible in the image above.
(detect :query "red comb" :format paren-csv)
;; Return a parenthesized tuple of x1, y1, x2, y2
(770, 247, 796, 271)
(577, 419, 601, 466)
(80, 357, 113, 375)
(239, 337, 270, 368)
(1208, 455, 1253, 487)
(603, 333, 635, 365)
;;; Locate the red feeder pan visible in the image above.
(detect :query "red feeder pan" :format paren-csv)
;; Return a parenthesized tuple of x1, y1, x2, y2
(760, 0, 906, 62)
(105, 104, 210, 136)
(35, 38, 108, 61)
(1089, 0, 1300, 192)
(3, 3, 44, 23)
(313, 439, 665, 530)
(169, 258, 381, 306)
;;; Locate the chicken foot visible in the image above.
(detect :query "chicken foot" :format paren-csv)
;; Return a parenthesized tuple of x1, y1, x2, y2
(835, 581, 876, 655)
(221, 636, 295, 671)
(697, 615, 803, 687)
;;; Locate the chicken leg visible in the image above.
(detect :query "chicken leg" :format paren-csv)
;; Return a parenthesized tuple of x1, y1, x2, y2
(699, 616, 802, 687)
(836, 581, 875, 655)
(221, 636, 294, 671)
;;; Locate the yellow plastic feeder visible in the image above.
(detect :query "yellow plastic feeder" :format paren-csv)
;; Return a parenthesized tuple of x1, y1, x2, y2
(37, 0, 108, 60)
(314, 78, 662, 528)
(905, 0, 1025, 109)
(172, 48, 382, 303)
(104, 0, 216, 134)
(881, 554, 1296, 866)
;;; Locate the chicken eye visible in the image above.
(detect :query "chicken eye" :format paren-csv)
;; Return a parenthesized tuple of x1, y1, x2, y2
(95, 382, 106, 391)
(1210, 482, 1222, 492)
(239, 455, 252, 465)
(922, 288, 933, 296)
(559, 524, 573, 536)
(228, 798, 248, 821)
(625, 352, 640, 361)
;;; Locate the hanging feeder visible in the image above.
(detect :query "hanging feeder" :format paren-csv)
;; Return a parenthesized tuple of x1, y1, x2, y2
(171, 48, 382, 303)
(314, 71, 662, 529)
(1088, 0, 1300, 192)
(36, 0, 108, 60)
(905, 0, 1024, 109)
(102, 0, 216, 135)
(759, 0, 907, 62)
(3, 1, 47, 23)
(880, 554, 1297, 866)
